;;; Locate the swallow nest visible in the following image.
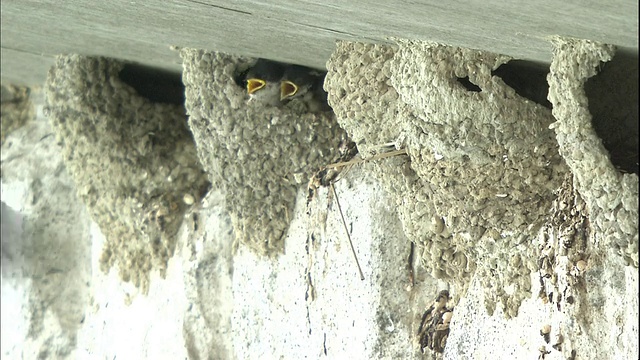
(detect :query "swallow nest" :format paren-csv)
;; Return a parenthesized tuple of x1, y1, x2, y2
(45, 55, 209, 293)
(326, 40, 569, 318)
(179, 49, 349, 255)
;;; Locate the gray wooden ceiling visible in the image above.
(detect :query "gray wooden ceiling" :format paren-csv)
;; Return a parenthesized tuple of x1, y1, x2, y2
(2, 0, 638, 85)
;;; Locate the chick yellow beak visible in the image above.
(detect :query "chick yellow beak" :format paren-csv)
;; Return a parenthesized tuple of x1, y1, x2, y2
(247, 79, 266, 95)
(280, 81, 298, 100)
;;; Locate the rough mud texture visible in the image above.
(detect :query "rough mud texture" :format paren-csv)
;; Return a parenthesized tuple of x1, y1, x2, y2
(326, 41, 568, 318)
(179, 49, 349, 255)
(532, 174, 638, 359)
(1, 84, 35, 146)
(547, 37, 639, 268)
(44, 55, 209, 293)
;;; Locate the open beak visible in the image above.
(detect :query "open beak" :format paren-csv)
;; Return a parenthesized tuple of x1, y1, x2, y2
(246, 79, 266, 95)
(280, 81, 298, 100)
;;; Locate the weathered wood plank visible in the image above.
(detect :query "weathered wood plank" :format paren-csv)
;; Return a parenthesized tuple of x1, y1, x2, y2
(1, 0, 638, 85)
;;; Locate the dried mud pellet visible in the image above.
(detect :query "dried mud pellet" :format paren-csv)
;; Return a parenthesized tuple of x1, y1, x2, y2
(541, 324, 551, 335)
(183, 193, 195, 205)
(431, 216, 445, 234)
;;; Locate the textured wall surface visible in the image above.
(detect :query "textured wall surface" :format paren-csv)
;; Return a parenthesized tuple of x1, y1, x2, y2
(1, 36, 637, 359)
(1, 96, 92, 358)
(180, 176, 433, 359)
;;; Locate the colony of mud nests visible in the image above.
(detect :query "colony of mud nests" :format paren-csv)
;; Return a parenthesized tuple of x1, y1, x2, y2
(45, 55, 209, 293)
(41, 38, 637, 314)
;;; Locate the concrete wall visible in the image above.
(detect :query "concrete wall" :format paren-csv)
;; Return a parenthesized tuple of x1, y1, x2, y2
(1, 1, 638, 359)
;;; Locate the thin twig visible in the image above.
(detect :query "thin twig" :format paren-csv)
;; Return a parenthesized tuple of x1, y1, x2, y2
(407, 241, 415, 288)
(326, 149, 408, 169)
(330, 182, 365, 281)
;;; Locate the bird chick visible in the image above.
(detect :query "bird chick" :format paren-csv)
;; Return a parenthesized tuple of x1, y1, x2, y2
(280, 65, 330, 112)
(243, 59, 287, 107)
